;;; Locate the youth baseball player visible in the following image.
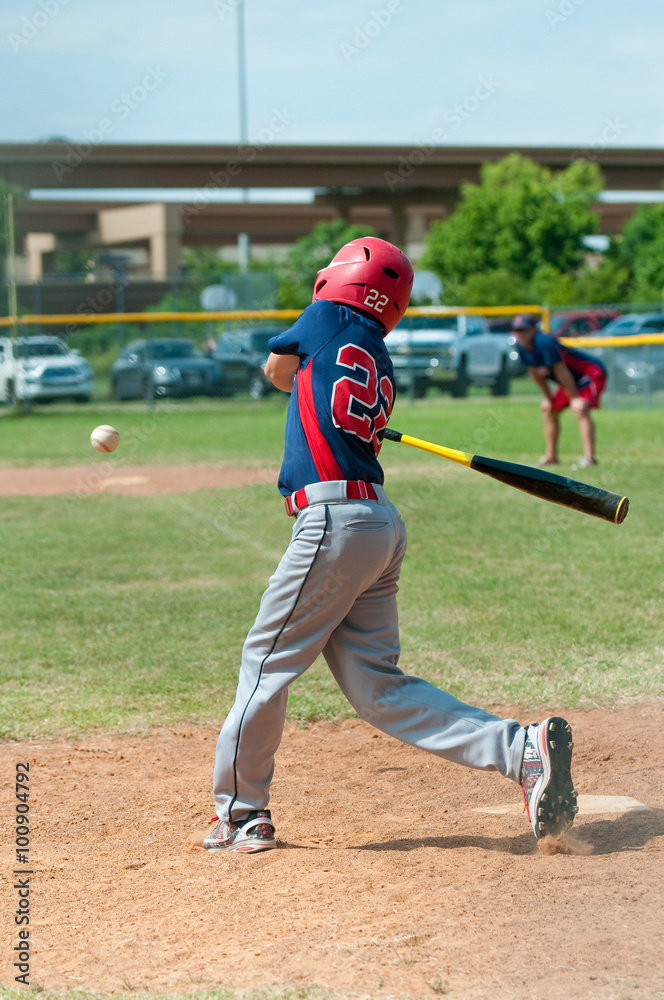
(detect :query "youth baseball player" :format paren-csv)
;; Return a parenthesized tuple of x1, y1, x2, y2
(511, 314, 608, 468)
(204, 238, 577, 853)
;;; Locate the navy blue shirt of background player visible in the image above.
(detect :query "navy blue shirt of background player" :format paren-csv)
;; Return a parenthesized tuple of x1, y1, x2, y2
(516, 331, 607, 387)
(268, 300, 395, 496)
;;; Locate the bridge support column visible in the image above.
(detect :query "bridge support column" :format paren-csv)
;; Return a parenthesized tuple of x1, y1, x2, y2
(97, 203, 183, 279)
(25, 233, 56, 280)
(389, 201, 407, 249)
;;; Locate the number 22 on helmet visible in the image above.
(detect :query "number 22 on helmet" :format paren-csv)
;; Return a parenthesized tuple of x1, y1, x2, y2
(312, 237, 414, 334)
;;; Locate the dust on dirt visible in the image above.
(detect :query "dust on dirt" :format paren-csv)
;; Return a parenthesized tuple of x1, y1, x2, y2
(1, 707, 663, 1000)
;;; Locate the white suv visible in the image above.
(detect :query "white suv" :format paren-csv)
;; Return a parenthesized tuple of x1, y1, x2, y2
(385, 314, 512, 398)
(0, 335, 94, 404)
(586, 312, 664, 393)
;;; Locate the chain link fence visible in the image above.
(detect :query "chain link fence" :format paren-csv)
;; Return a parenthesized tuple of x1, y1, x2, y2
(1, 301, 663, 408)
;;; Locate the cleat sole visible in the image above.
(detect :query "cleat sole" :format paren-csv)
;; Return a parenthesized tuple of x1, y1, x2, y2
(532, 717, 577, 840)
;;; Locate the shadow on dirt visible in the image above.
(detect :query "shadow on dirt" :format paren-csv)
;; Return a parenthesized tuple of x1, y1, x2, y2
(352, 833, 538, 854)
(353, 808, 664, 856)
(580, 808, 664, 855)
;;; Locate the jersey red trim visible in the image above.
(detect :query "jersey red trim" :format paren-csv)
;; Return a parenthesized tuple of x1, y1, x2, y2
(296, 361, 344, 481)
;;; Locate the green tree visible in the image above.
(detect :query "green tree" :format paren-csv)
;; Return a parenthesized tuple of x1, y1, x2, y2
(146, 246, 240, 313)
(421, 154, 603, 305)
(567, 255, 632, 306)
(615, 202, 664, 302)
(52, 249, 97, 274)
(280, 219, 377, 307)
(181, 246, 239, 281)
(448, 268, 532, 307)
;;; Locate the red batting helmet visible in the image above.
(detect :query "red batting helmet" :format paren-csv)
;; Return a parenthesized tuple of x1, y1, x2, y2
(312, 236, 414, 333)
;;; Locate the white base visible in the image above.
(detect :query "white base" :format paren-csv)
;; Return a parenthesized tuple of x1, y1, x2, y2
(474, 794, 651, 816)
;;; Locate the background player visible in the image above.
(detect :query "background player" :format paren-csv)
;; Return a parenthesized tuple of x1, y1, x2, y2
(511, 313, 608, 468)
(203, 239, 577, 854)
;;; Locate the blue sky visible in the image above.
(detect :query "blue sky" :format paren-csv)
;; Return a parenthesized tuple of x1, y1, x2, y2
(1, 0, 662, 199)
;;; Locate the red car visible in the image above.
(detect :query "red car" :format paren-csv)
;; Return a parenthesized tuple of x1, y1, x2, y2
(549, 310, 620, 338)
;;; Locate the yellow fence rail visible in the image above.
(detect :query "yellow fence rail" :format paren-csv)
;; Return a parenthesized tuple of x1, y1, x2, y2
(0, 310, 302, 326)
(4, 306, 664, 344)
(560, 334, 664, 347)
(0, 304, 551, 329)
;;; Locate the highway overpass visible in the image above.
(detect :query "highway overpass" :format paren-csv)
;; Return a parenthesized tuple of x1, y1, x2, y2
(2, 143, 662, 277)
(3, 142, 664, 193)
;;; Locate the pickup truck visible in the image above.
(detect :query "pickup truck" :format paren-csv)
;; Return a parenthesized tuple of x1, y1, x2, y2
(384, 314, 513, 397)
(0, 335, 94, 404)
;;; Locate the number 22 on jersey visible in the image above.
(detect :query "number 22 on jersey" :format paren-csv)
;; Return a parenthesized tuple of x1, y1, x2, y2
(331, 344, 393, 452)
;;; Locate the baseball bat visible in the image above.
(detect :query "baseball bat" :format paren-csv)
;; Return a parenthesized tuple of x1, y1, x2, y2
(382, 427, 629, 524)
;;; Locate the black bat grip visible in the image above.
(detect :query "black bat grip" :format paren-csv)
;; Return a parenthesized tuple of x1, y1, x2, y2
(470, 455, 629, 524)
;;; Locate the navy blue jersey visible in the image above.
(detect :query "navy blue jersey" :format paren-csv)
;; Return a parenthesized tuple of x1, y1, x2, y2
(516, 331, 607, 386)
(268, 300, 395, 496)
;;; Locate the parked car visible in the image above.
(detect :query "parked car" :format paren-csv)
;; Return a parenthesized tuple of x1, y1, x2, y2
(550, 310, 620, 338)
(0, 335, 94, 404)
(111, 338, 220, 401)
(487, 319, 526, 375)
(584, 312, 664, 393)
(213, 326, 288, 399)
(385, 314, 512, 397)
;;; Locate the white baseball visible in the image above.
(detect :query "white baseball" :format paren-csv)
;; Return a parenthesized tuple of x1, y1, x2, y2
(90, 424, 120, 453)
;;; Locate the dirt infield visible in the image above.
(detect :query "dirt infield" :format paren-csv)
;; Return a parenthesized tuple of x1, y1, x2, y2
(1, 707, 663, 1000)
(0, 463, 279, 496)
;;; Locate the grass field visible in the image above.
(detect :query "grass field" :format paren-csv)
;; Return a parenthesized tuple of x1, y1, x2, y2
(1, 985, 340, 1000)
(1, 393, 662, 740)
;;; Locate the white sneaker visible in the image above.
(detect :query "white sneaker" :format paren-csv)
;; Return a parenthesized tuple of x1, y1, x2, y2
(203, 810, 276, 853)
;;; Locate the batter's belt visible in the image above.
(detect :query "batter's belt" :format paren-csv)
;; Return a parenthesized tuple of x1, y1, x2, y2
(284, 480, 387, 517)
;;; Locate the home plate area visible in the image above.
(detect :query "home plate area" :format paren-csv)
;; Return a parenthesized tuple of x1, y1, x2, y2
(0, 704, 663, 999)
(474, 793, 652, 815)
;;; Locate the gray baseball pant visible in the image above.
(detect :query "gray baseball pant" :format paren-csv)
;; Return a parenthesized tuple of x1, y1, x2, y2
(213, 484, 526, 821)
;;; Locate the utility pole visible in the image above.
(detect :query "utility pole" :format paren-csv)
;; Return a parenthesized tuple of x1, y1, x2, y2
(4, 193, 18, 332)
(237, 0, 250, 275)
(4, 192, 26, 410)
